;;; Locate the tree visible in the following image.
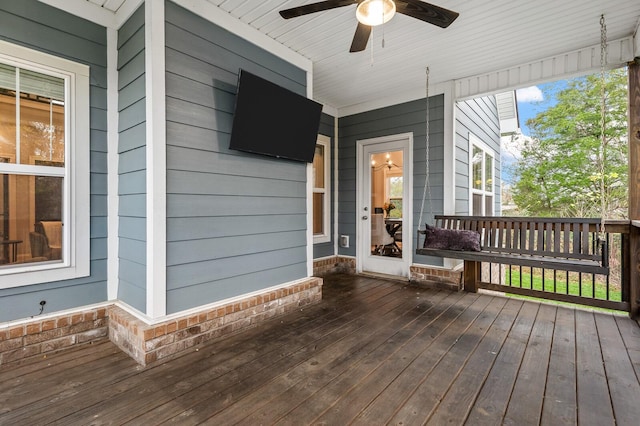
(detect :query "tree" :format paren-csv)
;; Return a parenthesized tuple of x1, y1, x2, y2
(512, 68, 628, 218)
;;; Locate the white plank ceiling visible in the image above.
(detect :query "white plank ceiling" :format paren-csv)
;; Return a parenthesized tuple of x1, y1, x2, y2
(85, 0, 640, 115)
(86, 0, 127, 13)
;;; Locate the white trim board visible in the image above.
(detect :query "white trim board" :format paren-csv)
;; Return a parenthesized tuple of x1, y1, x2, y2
(145, 0, 167, 318)
(454, 36, 634, 100)
(107, 27, 119, 301)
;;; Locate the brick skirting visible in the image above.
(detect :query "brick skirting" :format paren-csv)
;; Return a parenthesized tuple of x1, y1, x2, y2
(0, 307, 109, 366)
(410, 265, 463, 292)
(313, 256, 356, 276)
(0, 277, 323, 367)
(109, 277, 323, 366)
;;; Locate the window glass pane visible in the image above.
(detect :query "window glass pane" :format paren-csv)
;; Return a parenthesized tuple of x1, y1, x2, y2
(0, 65, 16, 163)
(20, 94, 65, 166)
(485, 153, 493, 192)
(485, 195, 493, 216)
(472, 193, 483, 215)
(313, 192, 323, 235)
(0, 64, 16, 91)
(472, 146, 482, 190)
(313, 145, 324, 189)
(389, 197, 402, 218)
(389, 176, 403, 198)
(20, 69, 65, 101)
(18, 69, 65, 166)
(0, 173, 63, 266)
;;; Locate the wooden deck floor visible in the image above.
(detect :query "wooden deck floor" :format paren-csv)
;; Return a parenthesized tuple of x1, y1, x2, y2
(1, 273, 640, 425)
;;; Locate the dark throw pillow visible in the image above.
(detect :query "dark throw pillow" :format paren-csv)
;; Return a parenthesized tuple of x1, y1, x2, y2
(423, 224, 481, 251)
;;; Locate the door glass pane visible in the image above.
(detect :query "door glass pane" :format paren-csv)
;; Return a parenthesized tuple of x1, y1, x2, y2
(370, 150, 403, 257)
(0, 173, 63, 266)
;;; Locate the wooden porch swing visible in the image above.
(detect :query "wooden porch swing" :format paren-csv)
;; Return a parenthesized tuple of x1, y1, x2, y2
(415, 17, 612, 277)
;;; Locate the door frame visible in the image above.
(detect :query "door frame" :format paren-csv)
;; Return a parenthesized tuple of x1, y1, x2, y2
(356, 132, 413, 276)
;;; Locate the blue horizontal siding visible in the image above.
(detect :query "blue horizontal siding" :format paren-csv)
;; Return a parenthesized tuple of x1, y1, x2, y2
(163, 2, 309, 314)
(0, 0, 108, 322)
(337, 96, 445, 265)
(117, 3, 146, 313)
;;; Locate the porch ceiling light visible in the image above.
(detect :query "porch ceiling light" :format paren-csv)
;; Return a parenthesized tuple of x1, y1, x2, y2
(356, 0, 396, 27)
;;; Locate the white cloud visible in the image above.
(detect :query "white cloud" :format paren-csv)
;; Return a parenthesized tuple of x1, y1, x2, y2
(516, 86, 543, 102)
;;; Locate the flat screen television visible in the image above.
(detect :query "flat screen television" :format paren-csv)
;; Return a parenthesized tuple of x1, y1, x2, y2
(229, 69, 323, 163)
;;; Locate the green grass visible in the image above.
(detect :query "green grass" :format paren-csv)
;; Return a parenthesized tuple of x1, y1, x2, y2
(503, 268, 622, 302)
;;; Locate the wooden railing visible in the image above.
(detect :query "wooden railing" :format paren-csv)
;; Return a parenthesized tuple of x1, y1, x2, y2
(418, 217, 633, 312)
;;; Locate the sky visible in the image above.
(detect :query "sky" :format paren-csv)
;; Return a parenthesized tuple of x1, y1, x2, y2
(516, 80, 567, 136)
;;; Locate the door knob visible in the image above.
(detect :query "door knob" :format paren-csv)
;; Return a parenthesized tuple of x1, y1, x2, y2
(362, 215, 368, 220)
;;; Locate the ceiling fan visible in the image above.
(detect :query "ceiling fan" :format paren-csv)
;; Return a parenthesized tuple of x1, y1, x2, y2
(279, 0, 459, 52)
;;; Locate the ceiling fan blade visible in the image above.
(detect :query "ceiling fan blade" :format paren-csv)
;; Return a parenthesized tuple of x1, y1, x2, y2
(395, 0, 459, 28)
(280, 0, 358, 19)
(349, 22, 371, 52)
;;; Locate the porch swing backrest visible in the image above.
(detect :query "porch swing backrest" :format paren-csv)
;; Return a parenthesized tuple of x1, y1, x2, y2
(417, 215, 609, 275)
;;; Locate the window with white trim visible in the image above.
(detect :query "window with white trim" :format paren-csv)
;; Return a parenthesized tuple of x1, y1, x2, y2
(312, 135, 331, 244)
(470, 133, 495, 216)
(0, 40, 90, 289)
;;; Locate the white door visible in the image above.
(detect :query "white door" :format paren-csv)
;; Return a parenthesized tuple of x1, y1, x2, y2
(357, 134, 413, 277)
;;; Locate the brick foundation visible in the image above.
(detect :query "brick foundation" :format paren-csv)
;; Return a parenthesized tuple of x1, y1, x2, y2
(0, 277, 323, 367)
(0, 307, 109, 366)
(410, 265, 464, 292)
(313, 256, 356, 276)
(109, 277, 323, 366)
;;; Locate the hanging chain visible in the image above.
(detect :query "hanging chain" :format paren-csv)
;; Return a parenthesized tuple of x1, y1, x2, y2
(418, 67, 432, 230)
(599, 14, 607, 236)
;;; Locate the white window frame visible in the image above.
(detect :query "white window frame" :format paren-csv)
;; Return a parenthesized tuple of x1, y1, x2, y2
(313, 135, 331, 244)
(469, 133, 495, 216)
(0, 40, 90, 289)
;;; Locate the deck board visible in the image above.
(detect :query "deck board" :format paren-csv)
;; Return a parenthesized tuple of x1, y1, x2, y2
(205, 291, 456, 424)
(53, 277, 407, 425)
(595, 314, 640, 424)
(424, 298, 523, 425)
(280, 293, 485, 424)
(464, 301, 539, 425)
(540, 306, 577, 425)
(503, 303, 557, 425)
(156, 282, 433, 425)
(575, 309, 616, 426)
(246, 291, 467, 425)
(386, 296, 503, 425)
(1, 273, 639, 426)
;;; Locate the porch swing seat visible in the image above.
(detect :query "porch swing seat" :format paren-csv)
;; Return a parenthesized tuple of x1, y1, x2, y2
(416, 215, 610, 275)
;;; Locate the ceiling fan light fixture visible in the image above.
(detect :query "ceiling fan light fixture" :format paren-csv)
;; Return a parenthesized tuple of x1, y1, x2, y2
(356, 0, 396, 27)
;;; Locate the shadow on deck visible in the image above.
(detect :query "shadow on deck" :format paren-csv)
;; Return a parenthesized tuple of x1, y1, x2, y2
(1, 273, 639, 425)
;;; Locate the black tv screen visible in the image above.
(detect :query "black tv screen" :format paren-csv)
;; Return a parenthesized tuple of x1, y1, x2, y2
(229, 69, 323, 163)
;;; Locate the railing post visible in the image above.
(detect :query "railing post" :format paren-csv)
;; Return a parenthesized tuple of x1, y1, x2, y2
(629, 59, 640, 321)
(630, 224, 640, 320)
(463, 260, 479, 293)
